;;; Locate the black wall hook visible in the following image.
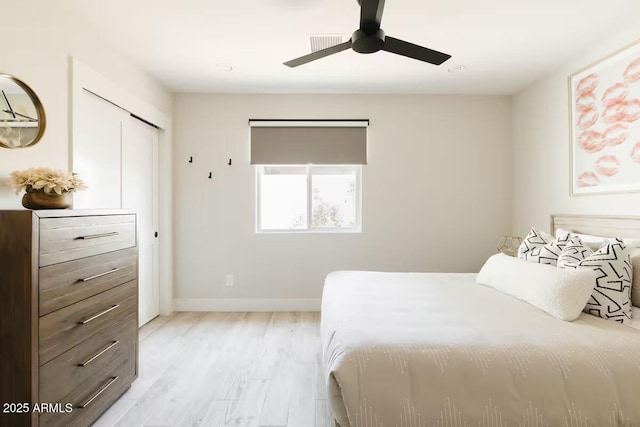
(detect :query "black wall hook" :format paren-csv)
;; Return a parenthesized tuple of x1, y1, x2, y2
(188, 156, 193, 163)
(228, 158, 232, 166)
(208, 172, 212, 179)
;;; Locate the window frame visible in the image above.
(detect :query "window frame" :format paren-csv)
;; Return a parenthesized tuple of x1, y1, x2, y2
(255, 164, 362, 234)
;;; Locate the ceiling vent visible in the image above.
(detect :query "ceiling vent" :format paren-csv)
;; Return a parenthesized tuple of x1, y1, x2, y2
(309, 34, 345, 53)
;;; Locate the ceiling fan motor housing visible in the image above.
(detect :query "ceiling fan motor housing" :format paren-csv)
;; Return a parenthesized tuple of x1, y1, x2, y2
(352, 28, 385, 53)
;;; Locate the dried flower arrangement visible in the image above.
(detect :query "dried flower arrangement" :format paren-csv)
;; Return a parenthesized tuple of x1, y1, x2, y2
(10, 167, 87, 195)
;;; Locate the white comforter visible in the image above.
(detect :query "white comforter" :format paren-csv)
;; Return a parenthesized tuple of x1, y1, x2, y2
(321, 271, 640, 427)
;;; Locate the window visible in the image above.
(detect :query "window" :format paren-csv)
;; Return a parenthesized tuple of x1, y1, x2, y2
(256, 165, 361, 233)
(250, 120, 367, 233)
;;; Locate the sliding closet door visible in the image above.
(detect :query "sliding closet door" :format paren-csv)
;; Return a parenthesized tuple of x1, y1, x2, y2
(73, 89, 161, 326)
(73, 90, 128, 208)
(122, 117, 160, 326)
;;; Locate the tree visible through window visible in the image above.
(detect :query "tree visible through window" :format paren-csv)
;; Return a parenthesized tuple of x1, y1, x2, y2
(257, 165, 361, 232)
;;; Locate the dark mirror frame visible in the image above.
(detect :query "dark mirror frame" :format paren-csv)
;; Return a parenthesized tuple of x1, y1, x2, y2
(0, 73, 46, 149)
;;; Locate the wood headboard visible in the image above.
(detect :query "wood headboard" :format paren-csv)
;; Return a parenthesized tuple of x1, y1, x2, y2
(551, 214, 640, 239)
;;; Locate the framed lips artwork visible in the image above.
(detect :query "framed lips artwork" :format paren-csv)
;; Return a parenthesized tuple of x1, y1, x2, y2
(570, 40, 640, 195)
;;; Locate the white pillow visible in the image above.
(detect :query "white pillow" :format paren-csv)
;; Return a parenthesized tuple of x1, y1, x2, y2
(559, 240, 633, 324)
(624, 238, 640, 248)
(556, 228, 640, 250)
(519, 228, 570, 266)
(477, 254, 596, 321)
(556, 227, 607, 251)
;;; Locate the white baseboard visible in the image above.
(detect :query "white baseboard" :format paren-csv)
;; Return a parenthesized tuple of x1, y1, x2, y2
(173, 298, 321, 312)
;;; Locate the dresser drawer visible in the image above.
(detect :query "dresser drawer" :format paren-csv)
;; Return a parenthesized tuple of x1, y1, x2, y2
(40, 247, 137, 316)
(39, 280, 137, 365)
(39, 344, 136, 427)
(39, 313, 137, 403)
(39, 215, 136, 267)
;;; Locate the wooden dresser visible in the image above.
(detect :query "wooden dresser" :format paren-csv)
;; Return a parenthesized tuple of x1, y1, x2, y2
(0, 210, 138, 427)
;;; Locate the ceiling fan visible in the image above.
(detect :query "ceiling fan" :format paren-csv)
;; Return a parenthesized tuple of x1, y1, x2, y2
(284, 0, 452, 68)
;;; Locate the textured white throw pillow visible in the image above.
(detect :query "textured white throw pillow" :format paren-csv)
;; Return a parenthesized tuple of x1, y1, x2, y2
(477, 254, 596, 321)
(559, 240, 633, 324)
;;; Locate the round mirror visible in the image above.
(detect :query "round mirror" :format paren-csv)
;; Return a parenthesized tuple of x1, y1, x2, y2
(0, 74, 46, 149)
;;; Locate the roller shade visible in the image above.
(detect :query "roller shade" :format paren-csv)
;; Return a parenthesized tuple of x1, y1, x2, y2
(249, 120, 368, 165)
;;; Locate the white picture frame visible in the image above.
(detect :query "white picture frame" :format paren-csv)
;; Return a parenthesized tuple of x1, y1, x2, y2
(569, 40, 640, 195)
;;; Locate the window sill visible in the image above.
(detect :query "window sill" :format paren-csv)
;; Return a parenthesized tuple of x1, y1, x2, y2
(255, 228, 362, 234)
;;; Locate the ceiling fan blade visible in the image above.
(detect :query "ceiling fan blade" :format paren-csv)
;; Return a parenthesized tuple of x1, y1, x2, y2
(360, 0, 386, 32)
(382, 36, 451, 65)
(283, 41, 352, 68)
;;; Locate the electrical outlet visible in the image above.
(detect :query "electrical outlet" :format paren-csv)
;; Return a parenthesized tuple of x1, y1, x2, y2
(224, 275, 234, 287)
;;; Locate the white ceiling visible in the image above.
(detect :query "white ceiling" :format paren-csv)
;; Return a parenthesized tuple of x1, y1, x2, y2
(66, 0, 640, 94)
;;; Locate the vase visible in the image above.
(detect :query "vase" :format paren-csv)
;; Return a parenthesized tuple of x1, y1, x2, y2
(22, 192, 72, 210)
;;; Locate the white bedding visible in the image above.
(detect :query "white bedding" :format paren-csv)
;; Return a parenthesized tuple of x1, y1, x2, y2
(322, 271, 640, 427)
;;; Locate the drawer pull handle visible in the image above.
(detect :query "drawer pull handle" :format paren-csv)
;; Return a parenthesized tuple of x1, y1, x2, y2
(79, 305, 119, 325)
(75, 231, 119, 240)
(79, 341, 119, 367)
(79, 376, 119, 409)
(79, 268, 121, 282)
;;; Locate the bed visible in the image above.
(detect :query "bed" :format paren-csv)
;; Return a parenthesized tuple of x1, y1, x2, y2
(321, 215, 640, 426)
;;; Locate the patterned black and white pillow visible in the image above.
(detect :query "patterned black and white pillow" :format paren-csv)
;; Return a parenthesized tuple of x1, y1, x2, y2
(557, 235, 593, 268)
(518, 227, 553, 259)
(518, 228, 570, 266)
(561, 239, 632, 324)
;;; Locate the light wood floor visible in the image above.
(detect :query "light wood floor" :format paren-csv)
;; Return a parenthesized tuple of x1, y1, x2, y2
(93, 312, 333, 427)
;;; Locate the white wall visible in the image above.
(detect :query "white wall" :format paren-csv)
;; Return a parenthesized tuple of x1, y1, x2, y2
(0, 1, 172, 209)
(512, 24, 640, 235)
(173, 94, 512, 309)
(0, 2, 175, 315)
